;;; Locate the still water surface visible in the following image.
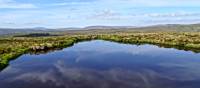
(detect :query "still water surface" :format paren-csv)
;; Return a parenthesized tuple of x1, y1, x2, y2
(0, 40, 200, 88)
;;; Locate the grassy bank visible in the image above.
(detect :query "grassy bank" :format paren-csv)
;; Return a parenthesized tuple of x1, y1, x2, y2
(0, 32, 200, 70)
(98, 32, 200, 52)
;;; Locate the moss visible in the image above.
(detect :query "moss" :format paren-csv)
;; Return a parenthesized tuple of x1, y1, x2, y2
(185, 44, 200, 49)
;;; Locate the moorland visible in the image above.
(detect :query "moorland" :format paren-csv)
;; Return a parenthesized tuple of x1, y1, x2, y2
(0, 24, 200, 70)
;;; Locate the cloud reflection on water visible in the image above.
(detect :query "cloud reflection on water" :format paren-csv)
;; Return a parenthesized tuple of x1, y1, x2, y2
(0, 40, 200, 88)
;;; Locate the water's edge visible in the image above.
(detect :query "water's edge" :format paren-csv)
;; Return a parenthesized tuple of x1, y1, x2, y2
(0, 37, 200, 71)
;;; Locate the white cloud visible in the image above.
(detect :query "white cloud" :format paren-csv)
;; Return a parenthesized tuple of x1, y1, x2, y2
(89, 9, 122, 20)
(1, 0, 200, 28)
(99, 0, 200, 7)
(0, 0, 37, 9)
(50, 2, 91, 6)
(142, 13, 200, 18)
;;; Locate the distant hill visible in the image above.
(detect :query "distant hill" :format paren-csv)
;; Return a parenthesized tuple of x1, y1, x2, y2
(1, 24, 200, 35)
(84, 26, 136, 30)
(139, 24, 200, 32)
(0, 28, 55, 35)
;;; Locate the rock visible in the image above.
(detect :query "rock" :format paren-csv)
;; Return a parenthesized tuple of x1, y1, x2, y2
(40, 46, 45, 50)
(31, 45, 49, 51)
(31, 46, 40, 51)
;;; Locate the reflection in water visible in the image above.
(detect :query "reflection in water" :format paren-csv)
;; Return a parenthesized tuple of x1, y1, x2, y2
(0, 40, 200, 88)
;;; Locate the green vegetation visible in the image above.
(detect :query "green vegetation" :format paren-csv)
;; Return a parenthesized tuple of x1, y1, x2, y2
(14, 33, 61, 37)
(0, 32, 200, 70)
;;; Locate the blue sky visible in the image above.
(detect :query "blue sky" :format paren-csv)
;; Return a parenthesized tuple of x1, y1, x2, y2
(1, 0, 200, 28)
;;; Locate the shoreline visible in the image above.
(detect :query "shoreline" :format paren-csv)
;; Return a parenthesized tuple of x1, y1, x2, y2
(0, 32, 200, 70)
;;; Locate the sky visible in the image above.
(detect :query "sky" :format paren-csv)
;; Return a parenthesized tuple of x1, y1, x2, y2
(1, 0, 200, 28)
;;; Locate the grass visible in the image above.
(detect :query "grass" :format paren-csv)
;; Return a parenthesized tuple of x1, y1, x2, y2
(0, 32, 200, 70)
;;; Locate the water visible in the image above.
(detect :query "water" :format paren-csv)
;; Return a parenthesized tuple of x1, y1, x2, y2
(0, 40, 200, 88)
